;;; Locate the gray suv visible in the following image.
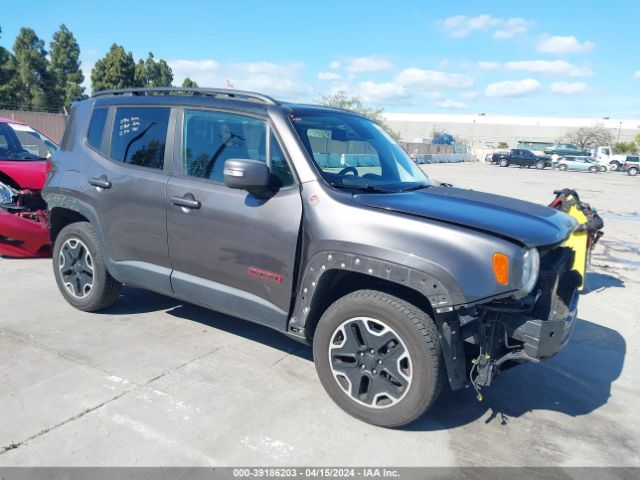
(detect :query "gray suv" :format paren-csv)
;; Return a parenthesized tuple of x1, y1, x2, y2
(44, 87, 581, 427)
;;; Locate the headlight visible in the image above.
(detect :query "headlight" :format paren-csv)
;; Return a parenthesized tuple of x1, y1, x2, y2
(520, 248, 540, 294)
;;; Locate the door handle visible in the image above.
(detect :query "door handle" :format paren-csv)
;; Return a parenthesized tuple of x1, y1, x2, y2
(88, 176, 112, 189)
(170, 195, 201, 210)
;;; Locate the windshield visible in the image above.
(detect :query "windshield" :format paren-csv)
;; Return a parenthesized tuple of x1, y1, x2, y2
(0, 122, 58, 160)
(289, 109, 430, 192)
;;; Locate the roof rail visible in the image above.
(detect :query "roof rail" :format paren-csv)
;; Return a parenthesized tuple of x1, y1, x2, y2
(91, 87, 278, 105)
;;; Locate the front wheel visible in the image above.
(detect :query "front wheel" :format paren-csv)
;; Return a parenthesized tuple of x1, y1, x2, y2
(535, 160, 545, 170)
(589, 166, 598, 173)
(558, 164, 568, 171)
(52, 222, 122, 312)
(629, 167, 639, 176)
(313, 290, 444, 428)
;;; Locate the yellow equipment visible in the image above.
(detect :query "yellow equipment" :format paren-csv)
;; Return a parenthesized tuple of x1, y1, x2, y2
(562, 202, 589, 291)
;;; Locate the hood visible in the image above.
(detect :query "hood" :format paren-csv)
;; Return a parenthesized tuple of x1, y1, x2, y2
(354, 187, 576, 247)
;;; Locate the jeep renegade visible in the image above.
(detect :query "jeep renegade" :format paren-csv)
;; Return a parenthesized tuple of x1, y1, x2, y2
(44, 87, 580, 427)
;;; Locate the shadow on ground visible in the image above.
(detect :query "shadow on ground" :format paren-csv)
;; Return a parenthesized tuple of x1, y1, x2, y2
(583, 271, 625, 293)
(101, 287, 625, 431)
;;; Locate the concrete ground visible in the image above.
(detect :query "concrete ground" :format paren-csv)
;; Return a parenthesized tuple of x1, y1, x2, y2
(0, 163, 638, 466)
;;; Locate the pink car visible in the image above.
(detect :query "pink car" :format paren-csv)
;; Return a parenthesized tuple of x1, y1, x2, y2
(0, 118, 58, 257)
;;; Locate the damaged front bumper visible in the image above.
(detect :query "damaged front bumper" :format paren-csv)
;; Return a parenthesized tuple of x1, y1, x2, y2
(461, 246, 581, 393)
(0, 185, 50, 258)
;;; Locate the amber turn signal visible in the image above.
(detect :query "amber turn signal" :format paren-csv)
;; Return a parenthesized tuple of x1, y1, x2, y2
(493, 253, 509, 285)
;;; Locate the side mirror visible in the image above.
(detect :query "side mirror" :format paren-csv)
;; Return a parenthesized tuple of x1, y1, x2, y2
(223, 159, 270, 191)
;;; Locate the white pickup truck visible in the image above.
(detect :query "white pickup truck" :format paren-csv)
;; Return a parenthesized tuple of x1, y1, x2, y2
(592, 146, 628, 171)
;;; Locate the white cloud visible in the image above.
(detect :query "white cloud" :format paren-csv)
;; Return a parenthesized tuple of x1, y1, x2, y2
(505, 60, 592, 77)
(435, 99, 467, 110)
(494, 17, 534, 39)
(485, 79, 542, 98)
(318, 72, 341, 81)
(395, 67, 474, 89)
(536, 35, 595, 54)
(550, 82, 588, 94)
(438, 14, 533, 39)
(169, 59, 312, 99)
(345, 56, 394, 73)
(634, 70, 640, 80)
(329, 60, 341, 69)
(356, 81, 409, 104)
(478, 61, 500, 71)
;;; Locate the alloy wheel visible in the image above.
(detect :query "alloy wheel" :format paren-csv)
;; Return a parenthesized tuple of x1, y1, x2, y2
(328, 317, 412, 409)
(58, 238, 94, 298)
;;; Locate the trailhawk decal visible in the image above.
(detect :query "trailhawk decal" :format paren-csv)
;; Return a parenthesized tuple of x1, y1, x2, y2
(248, 267, 283, 284)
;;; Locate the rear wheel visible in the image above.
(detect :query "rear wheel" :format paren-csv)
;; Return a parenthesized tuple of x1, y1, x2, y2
(52, 222, 122, 312)
(313, 290, 444, 428)
(558, 164, 568, 171)
(628, 167, 639, 176)
(499, 158, 509, 167)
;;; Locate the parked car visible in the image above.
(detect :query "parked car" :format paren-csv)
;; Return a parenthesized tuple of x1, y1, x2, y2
(45, 87, 580, 427)
(556, 156, 606, 173)
(493, 149, 551, 169)
(623, 155, 639, 176)
(0, 118, 58, 257)
(544, 143, 590, 156)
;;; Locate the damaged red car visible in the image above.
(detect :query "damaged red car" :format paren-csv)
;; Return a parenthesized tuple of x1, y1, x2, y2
(0, 118, 58, 258)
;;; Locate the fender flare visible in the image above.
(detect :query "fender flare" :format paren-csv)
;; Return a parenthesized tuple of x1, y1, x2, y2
(288, 250, 458, 334)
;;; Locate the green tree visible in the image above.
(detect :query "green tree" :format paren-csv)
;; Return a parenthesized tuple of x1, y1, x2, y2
(49, 24, 85, 110)
(317, 90, 400, 140)
(0, 27, 20, 107)
(134, 52, 173, 88)
(612, 141, 638, 154)
(91, 44, 137, 92)
(182, 77, 199, 88)
(12, 27, 52, 110)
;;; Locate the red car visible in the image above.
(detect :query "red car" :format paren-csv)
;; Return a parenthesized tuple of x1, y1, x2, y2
(0, 118, 58, 258)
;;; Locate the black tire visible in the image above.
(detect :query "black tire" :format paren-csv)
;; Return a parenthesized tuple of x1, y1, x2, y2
(589, 166, 598, 173)
(313, 290, 444, 428)
(535, 160, 545, 170)
(52, 222, 122, 312)
(499, 158, 509, 167)
(558, 164, 568, 171)
(629, 167, 639, 176)
(609, 162, 620, 172)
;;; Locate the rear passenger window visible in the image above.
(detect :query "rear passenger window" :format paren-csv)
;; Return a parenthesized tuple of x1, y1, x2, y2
(110, 107, 170, 169)
(182, 109, 294, 187)
(87, 107, 108, 151)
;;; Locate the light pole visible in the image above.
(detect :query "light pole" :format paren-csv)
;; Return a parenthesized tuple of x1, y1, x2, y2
(616, 121, 622, 142)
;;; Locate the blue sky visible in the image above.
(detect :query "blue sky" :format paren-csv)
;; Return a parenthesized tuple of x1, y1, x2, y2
(2, 0, 639, 117)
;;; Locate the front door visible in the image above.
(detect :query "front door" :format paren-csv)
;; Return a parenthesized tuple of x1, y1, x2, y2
(166, 108, 302, 330)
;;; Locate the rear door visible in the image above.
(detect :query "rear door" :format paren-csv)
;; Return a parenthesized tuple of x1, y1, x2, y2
(83, 105, 174, 294)
(166, 108, 302, 330)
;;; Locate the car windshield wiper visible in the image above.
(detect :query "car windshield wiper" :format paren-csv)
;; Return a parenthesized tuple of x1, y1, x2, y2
(329, 182, 393, 193)
(396, 184, 431, 192)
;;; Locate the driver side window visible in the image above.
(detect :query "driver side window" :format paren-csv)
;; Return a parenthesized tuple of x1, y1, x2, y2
(182, 110, 294, 187)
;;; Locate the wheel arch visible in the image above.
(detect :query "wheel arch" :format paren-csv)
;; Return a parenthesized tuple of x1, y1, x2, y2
(49, 207, 89, 244)
(288, 251, 456, 341)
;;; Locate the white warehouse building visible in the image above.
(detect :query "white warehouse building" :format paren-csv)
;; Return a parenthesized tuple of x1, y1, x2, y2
(382, 113, 640, 151)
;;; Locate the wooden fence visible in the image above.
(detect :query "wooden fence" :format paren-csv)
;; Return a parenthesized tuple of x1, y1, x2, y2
(0, 110, 66, 143)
